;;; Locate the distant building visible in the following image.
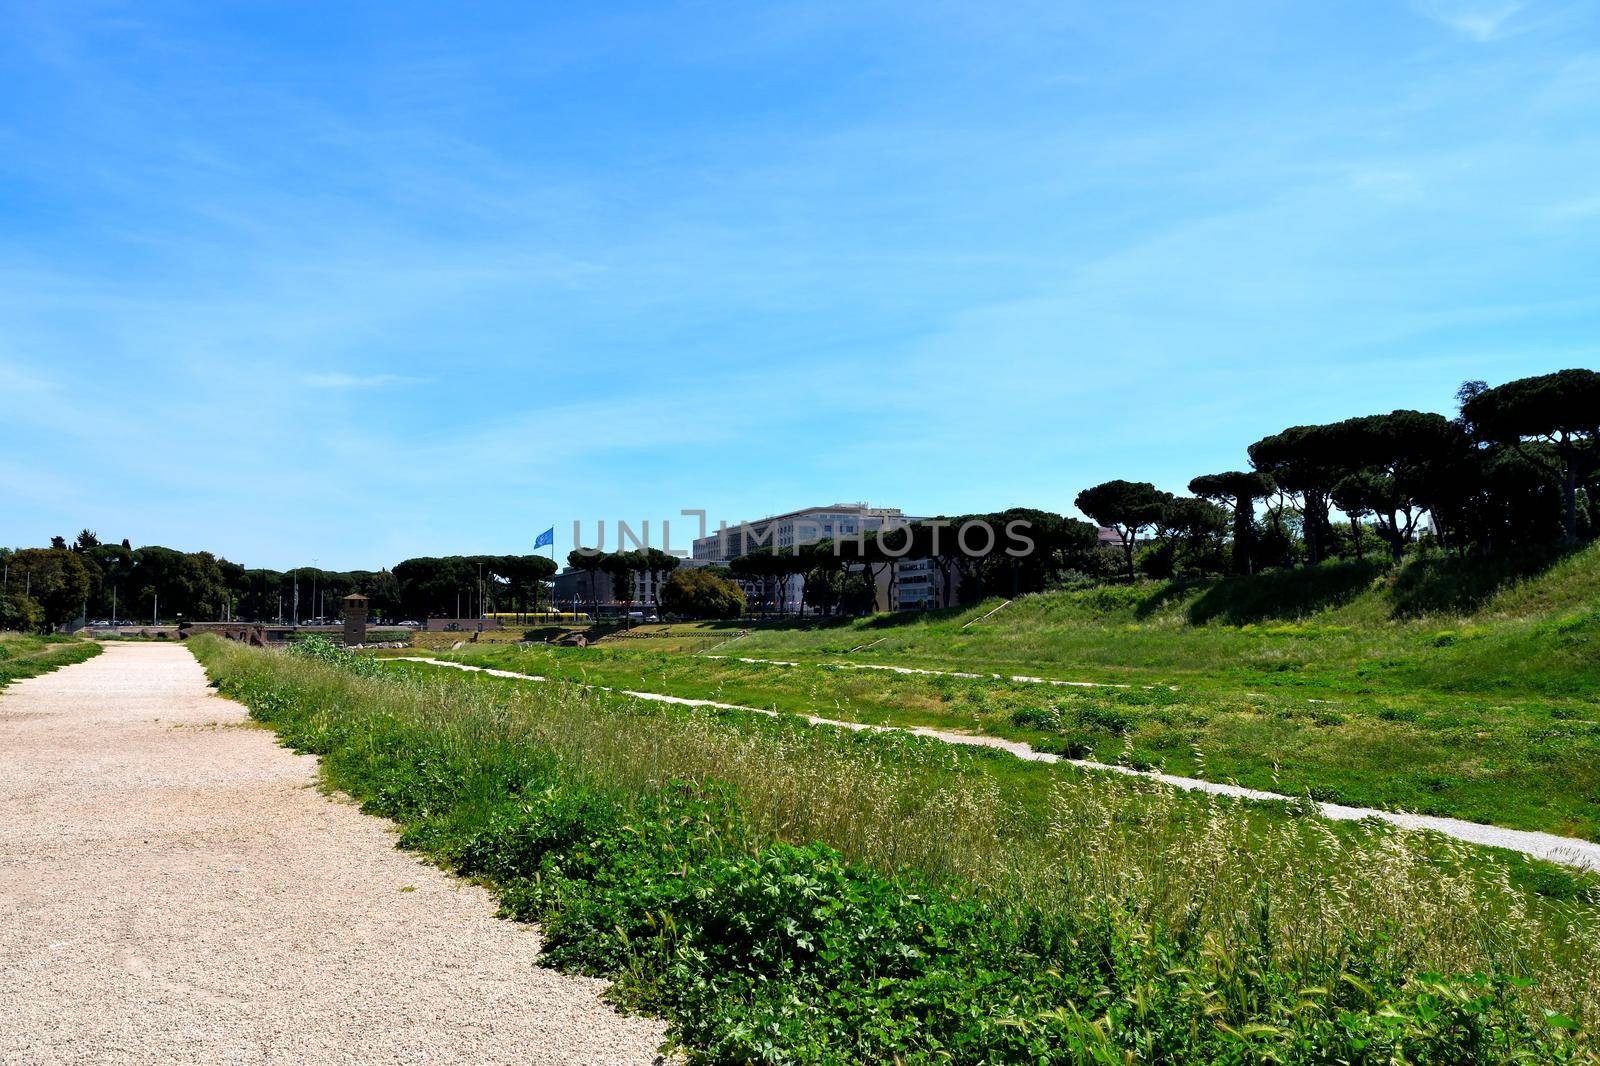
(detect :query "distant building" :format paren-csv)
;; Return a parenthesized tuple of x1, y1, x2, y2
(893, 556, 944, 610)
(691, 503, 911, 563)
(552, 566, 614, 612)
(693, 503, 922, 612)
(560, 505, 1125, 616)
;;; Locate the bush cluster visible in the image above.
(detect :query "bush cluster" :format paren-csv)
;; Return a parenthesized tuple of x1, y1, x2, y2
(286, 634, 385, 677)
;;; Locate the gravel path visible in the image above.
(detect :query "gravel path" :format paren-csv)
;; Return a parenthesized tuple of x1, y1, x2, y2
(0, 643, 666, 1065)
(702, 653, 1130, 687)
(396, 656, 1600, 875)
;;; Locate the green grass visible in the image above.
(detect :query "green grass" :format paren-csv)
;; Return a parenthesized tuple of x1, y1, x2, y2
(416, 546, 1598, 840)
(197, 635, 1600, 1063)
(0, 632, 100, 687)
(406, 635, 1600, 841)
(616, 544, 1600, 689)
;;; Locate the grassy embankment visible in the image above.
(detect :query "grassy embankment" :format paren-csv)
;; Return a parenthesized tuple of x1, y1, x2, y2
(412, 547, 1600, 839)
(197, 634, 1599, 1063)
(0, 633, 100, 687)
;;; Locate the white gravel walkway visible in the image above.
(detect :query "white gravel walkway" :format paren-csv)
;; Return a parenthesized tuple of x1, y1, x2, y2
(395, 656, 1600, 875)
(702, 653, 1131, 687)
(0, 643, 666, 1065)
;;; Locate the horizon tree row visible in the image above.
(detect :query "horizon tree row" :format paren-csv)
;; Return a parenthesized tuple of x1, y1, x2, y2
(6, 369, 1591, 629)
(684, 367, 1598, 614)
(1, 532, 560, 632)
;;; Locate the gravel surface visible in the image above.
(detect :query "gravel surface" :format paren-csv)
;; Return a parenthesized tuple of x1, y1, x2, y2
(397, 656, 1600, 874)
(0, 642, 666, 1065)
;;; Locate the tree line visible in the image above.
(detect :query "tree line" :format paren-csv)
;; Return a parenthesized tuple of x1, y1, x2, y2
(1072, 368, 1597, 582)
(0, 532, 559, 632)
(559, 508, 1106, 620)
(6, 369, 1591, 630)
(562, 547, 684, 618)
(606, 368, 1598, 619)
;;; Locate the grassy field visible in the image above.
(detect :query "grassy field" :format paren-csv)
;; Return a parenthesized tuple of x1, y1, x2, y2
(401, 549, 1600, 840)
(408, 638, 1600, 839)
(198, 635, 1600, 1063)
(606, 545, 1600, 686)
(0, 633, 100, 687)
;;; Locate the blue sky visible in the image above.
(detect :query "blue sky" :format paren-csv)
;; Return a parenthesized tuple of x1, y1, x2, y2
(2, 0, 1598, 569)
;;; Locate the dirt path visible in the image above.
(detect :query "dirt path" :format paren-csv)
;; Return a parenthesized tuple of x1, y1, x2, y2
(0, 643, 665, 1065)
(396, 656, 1600, 875)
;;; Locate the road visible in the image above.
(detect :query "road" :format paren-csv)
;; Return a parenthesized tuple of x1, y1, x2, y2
(0, 642, 664, 1065)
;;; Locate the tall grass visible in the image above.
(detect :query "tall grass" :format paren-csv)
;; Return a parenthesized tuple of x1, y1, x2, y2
(398, 665, 1600, 1024)
(197, 636, 1600, 1058)
(425, 639, 1600, 839)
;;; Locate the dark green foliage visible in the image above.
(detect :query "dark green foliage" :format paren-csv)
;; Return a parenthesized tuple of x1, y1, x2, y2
(564, 550, 608, 616)
(200, 641, 1585, 1064)
(641, 547, 680, 617)
(1463, 369, 1600, 545)
(3, 548, 92, 628)
(1140, 496, 1228, 579)
(602, 549, 647, 611)
(1075, 481, 1169, 579)
(388, 554, 555, 620)
(1190, 470, 1275, 575)
(729, 549, 807, 615)
(0, 591, 44, 632)
(661, 568, 747, 619)
(1249, 425, 1343, 565)
(1327, 410, 1469, 562)
(799, 565, 852, 616)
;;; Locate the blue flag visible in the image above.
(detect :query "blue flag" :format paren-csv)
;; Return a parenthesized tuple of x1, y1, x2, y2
(533, 526, 554, 550)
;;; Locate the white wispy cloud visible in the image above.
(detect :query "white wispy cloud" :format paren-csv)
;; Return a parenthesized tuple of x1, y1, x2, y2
(301, 372, 427, 390)
(1414, 1, 1526, 41)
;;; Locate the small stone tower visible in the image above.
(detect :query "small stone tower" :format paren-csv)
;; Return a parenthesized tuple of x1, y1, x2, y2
(342, 593, 369, 647)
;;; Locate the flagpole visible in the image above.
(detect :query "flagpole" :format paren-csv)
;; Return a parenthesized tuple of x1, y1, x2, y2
(533, 525, 556, 622)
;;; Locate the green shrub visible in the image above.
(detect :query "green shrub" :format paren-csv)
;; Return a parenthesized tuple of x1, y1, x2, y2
(1010, 703, 1064, 730)
(288, 634, 383, 677)
(661, 569, 747, 620)
(1075, 704, 1136, 736)
(0, 592, 44, 633)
